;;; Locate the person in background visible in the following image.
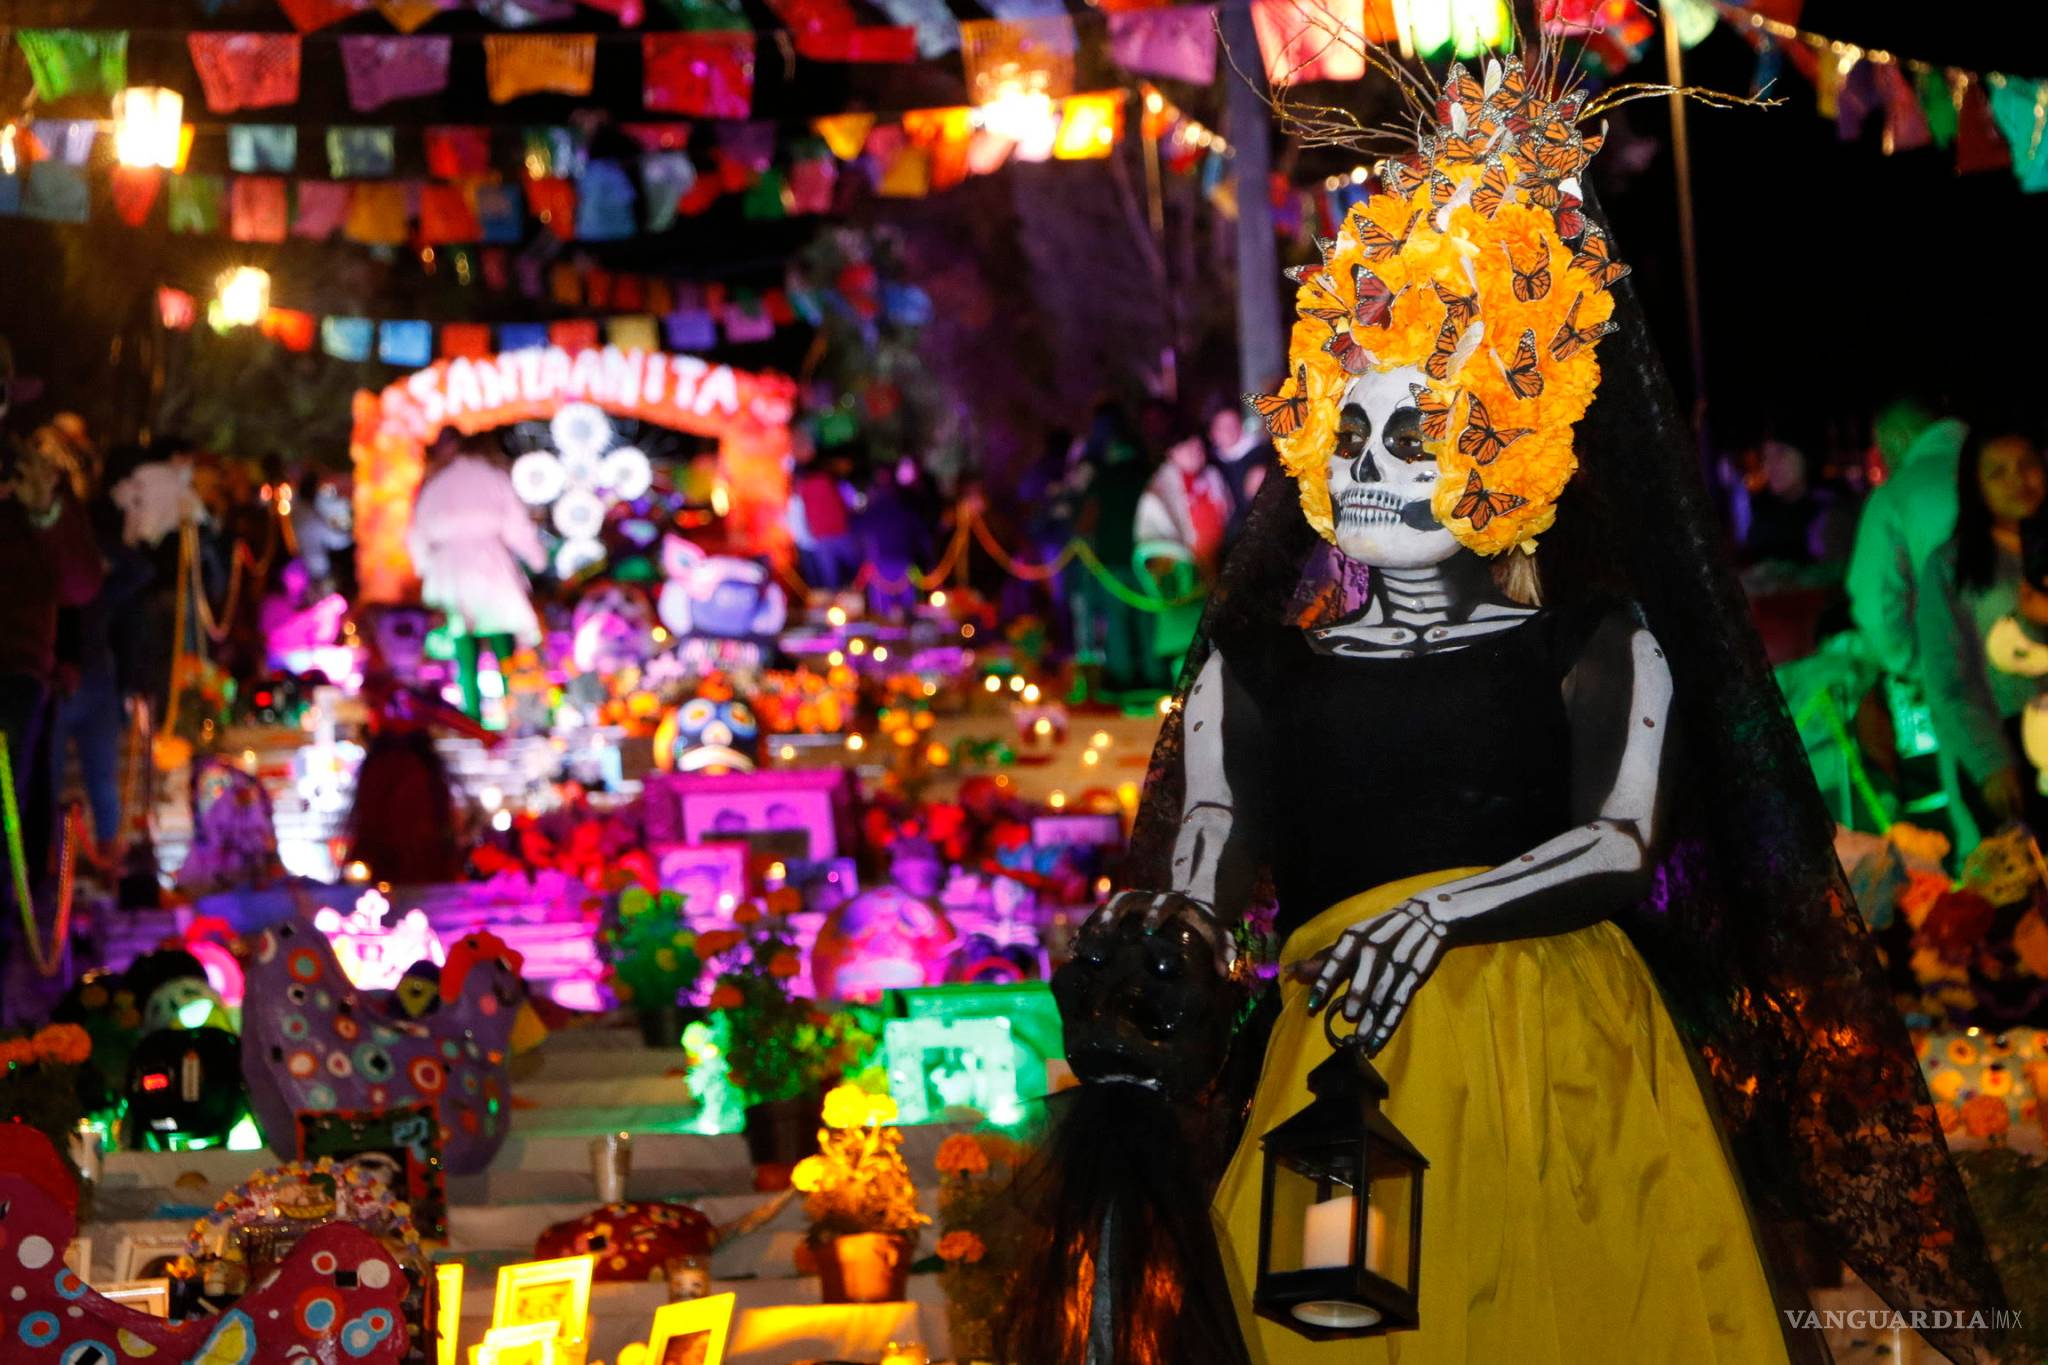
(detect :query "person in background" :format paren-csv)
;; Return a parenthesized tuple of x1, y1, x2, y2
(1917, 423, 2047, 837)
(1070, 404, 1154, 695)
(1205, 396, 1273, 540)
(0, 424, 104, 1017)
(47, 428, 145, 874)
(855, 458, 931, 620)
(1135, 424, 1233, 580)
(789, 447, 859, 590)
(1741, 439, 1817, 564)
(1849, 395, 1971, 680)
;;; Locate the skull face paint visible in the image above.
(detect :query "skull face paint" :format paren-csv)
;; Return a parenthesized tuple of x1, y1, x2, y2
(1324, 365, 1459, 569)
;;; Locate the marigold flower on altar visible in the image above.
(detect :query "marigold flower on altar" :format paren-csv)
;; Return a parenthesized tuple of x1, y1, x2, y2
(696, 930, 744, 957)
(937, 1230, 986, 1264)
(822, 1083, 897, 1130)
(768, 951, 801, 979)
(31, 1024, 90, 1066)
(0, 1039, 35, 1068)
(765, 887, 803, 916)
(709, 984, 745, 1010)
(734, 903, 762, 925)
(791, 1156, 826, 1193)
(1961, 1094, 2010, 1141)
(935, 1134, 990, 1178)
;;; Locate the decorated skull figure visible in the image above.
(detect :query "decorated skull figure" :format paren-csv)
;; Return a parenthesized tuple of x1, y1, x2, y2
(1325, 364, 1459, 570)
(658, 692, 760, 773)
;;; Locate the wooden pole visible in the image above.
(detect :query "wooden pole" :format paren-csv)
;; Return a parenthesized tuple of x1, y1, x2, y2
(1662, 7, 1711, 464)
(1219, 0, 1286, 396)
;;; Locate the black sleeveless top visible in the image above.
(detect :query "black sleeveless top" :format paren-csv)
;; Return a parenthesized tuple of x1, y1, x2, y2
(1229, 603, 1610, 940)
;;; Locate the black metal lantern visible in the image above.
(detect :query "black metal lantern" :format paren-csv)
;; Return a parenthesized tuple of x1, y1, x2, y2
(1253, 1018, 1427, 1338)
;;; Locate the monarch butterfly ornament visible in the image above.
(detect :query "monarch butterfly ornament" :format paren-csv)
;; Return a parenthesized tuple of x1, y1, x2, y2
(1250, 364, 1311, 439)
(1551, 293, 1619, 362)
(1456, 394, 1532, 466)
(1452, 470, 1527, 531)
(1496, 329, 1545, 400)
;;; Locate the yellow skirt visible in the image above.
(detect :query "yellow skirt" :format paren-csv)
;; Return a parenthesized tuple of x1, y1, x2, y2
(1213, 870, 1790, 1365)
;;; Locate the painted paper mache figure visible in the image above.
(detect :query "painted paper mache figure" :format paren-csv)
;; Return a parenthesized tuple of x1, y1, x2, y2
(1013, 42, 2004, 1365)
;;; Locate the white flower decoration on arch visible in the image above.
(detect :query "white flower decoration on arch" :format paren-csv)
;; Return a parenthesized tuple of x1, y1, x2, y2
(508, 401, 655, 578)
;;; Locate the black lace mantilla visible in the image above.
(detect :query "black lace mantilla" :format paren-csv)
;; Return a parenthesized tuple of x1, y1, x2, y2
(1122, 218, 2006, 1363)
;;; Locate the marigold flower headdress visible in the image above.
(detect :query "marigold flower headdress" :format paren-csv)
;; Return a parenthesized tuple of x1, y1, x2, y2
(1254, 53, 1628, 557)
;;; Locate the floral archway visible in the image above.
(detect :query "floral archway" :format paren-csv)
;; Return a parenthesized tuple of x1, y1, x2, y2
(351, 345, 797, 602)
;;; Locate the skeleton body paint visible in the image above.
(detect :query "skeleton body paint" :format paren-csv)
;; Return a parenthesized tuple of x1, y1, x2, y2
(1099, 361, 1676, 1052)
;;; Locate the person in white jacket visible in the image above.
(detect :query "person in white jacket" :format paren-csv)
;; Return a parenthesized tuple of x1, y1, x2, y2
(406, 433, 547, 718)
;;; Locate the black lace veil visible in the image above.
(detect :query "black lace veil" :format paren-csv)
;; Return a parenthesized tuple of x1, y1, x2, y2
(1122, 208, 2005, 1363)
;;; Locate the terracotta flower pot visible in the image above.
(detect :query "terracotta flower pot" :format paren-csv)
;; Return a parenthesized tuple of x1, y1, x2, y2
(742, 1096, 822, 1192)
(815, 1230, 916, 1304)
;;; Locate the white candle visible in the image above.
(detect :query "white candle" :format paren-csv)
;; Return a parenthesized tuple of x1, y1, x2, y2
(1300, 1196, 1387, 1272)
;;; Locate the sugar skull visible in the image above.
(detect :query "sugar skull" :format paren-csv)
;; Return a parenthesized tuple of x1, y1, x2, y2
(658, 535, 788, 640)
(571, 585, 657, 674)
(657, 692, 760, 773)
(1324, 364, 1460, 570)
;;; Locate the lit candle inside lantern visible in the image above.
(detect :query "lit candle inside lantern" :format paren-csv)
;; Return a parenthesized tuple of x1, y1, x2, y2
(1301, 1195, 1386, 1272)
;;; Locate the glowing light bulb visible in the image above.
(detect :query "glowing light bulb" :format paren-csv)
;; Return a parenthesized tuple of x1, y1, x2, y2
(1009, 676, 1026, 694)
(215, 267, 271, 328)
(828, 651, 846, 667)
(929, 590, 948, 608)
(872, 646, 888, 662)
(1032, 717, 1054, 737)
(779, 744, 797, 761)
(849, 638, 867, 656)
(1022, 684, 1041, 703)
(1048, 790, 1067, 809)
(1090, 731, 1111, 749)
(984, 676, 1003, 694)
(846, 733, 867, 752)
(767, 861, 787, 881)
(1082, 749, 1100, 767)
(491, 809, 512, 831)
(961, 624, 976, 639)
(113, 86, 184, 170)
(344, 861, 370, 882)
(827, 606, 848, 627)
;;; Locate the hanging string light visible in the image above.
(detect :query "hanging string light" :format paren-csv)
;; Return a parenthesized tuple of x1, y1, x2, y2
(0, 123, 18, 176)
(112, 86, 185, 170)
(215, 267, 272, 328)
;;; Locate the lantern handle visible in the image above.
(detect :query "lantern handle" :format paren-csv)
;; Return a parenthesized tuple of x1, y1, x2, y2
(1322, 1001, 1367, 1056)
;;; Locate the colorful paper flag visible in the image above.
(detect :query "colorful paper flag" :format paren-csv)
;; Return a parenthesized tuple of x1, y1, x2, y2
(168, 173, 225, 234)
(1956, 76, 2012, 175)
(576, 160, 639, 240)
(644, 32, 756, 118)
(15, 30, 128, 102)
(420, 182, 483, 242)
(111, 166, 163, 226)
(550, 319, 602, 353)
(261, 308, 317, 351)
(663, 308, 718, 350)
(814, 113, 877, 161)
(340, 36, 452, 111)
(229, 124, 299, 173)
(440, 323, 494, 359)
(1249, 0, 1367, 83)
(485, 35, 597, 102)
(33, 120, 97, 167)
(868, 0, 957, 56)
(961, 17, 1076, 105)
(524, 175, 578, 237)
(321, 315, 376, 361)
(473, 182, 526, 242)
(327, 126, 398, 178)
(158, 287, 198, 330)
(21, 162, 89, 223)
(1108, 8, 1216, 85)
(378, 320, 434, 366)
(376, 0, 449, 31)
(345, 182, 411, 244)
(230, 176, 291, 241)
(425, 126, 493, 178)
(188, 32, 302, 112)
(607, 315, 661, 351)
(1988, 75, 2048, 192)
(499, 322, 550, 351)
(293, 180, 352, 238)
(640, 152, 697, 231)
(1876, 61, 1931, 154)
(277, 0, 373, 32)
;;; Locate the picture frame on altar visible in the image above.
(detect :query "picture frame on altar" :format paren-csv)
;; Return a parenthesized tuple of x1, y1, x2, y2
(472, 1321, 560, 1365)
(492, 1254, 595, 1353)
(114, 1231, 192, 1282)
(296, 1104, 449, 1239)
(647, 1291, 735, 1365)
(97, 1279, 172, 1317)
(884, 1016, 1020, 1125)
(435, 1262, 466, 1365)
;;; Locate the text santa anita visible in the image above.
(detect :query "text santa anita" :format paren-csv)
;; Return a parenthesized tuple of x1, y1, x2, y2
(388, 345, 792, 435)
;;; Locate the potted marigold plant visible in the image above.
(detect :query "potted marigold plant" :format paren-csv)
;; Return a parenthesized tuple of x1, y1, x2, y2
(791, 1084, 929, 1303)
(599, 883, 701, 1046)
(0, 1023, 93, 1187)
(703, 893, 879, 1189)
(933, 1131, 1028, 1361)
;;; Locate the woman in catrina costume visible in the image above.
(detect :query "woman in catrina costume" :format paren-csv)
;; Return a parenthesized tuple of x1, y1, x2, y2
(1010, 40, 2004, 1365)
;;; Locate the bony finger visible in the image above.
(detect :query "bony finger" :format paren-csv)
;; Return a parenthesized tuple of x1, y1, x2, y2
(1346, 946, 1382, 1022)
(1307, 955, 1350, 1014)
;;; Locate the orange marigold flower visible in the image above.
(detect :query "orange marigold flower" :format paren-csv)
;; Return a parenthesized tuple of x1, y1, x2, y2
(734, 904, 762, 925)
(768, 951, 801, 979)
(935, 1134, 991, 1178)
(765, 888, 803, 916)
(937, 1230, 986, 1264)
(0, 1039, 35, 1068)
(709, 984, 745, 1010)
(695, 930, 745, 957)
(31, 1024, 90, 1066)
(1961, 1094, 2010, 1140)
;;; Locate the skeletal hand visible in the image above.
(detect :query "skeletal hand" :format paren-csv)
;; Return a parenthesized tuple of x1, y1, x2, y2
(1087, 888, 1236, 978)
(1305, 899, 1450, 1055)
